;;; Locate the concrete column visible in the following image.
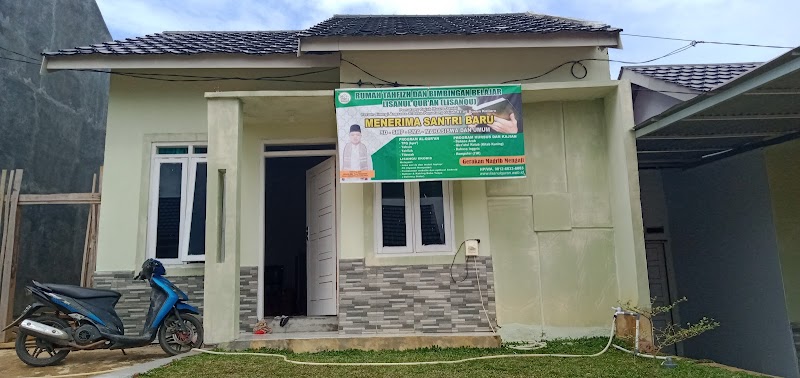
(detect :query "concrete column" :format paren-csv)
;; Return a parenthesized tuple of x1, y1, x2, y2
(203, 98, 244, 344)
(604, 82, 651, 306)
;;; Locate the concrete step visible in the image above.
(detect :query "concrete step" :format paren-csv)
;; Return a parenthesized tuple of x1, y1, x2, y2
(266, 316, 338, 333)
(221, 332, 502, 353)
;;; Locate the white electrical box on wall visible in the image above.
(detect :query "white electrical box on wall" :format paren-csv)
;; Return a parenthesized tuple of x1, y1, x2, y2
(465, 239, 480, 257)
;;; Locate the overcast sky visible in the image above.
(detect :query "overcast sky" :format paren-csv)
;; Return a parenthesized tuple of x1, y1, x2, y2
(95, 0, 799, 77)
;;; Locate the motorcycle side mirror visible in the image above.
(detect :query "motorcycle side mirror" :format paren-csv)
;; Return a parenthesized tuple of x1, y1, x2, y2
(133, 271, 143, 281)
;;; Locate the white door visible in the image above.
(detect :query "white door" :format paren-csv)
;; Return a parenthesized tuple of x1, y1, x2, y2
(645, 241, 677, 355)
(306, 157, 337, 316)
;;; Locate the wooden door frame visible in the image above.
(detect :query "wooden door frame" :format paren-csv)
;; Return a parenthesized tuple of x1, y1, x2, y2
(258, 139, 338, 320)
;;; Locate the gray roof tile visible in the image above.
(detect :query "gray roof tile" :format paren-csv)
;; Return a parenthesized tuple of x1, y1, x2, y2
(624, 63, 762, 92)
(43, 31, 299, 56)
(300, 13, 619, 37)
(44, 13, 619, 57)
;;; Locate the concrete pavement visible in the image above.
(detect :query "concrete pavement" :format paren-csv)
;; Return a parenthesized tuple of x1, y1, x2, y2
(0, 345, 166, 378)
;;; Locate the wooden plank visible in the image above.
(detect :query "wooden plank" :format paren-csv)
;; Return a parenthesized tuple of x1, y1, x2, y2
(18, 193, 101, 205)
(3, 210, 21, 341)
(87, 208, 98, 287)
(0, 170, 23, 342)
(81, 174, 97, 287)
(88, 168, 103, 287)
(0, 170, 6, 233)
(81, 209, 94, 287)
(0, 170, 14, 300)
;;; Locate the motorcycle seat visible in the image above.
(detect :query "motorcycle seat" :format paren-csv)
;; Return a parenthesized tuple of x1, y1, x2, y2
(37, 282, 121, 300)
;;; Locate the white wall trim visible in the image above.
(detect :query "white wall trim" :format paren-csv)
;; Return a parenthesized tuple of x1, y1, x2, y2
(257, 141, 339, 320)
(618, 69, 700, 101)
(373, 181, 456, 256)
(300, 32, 621, 52)
(146, 142, 208, 265)
(45, 53, 341, 71)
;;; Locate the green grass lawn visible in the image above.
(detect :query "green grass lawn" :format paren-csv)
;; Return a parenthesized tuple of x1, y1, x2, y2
(141, 338, 754, 378)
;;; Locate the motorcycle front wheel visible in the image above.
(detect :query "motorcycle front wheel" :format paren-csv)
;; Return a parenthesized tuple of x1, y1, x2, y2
(15, 315, 71, 367)
(158, 313, 203, 355)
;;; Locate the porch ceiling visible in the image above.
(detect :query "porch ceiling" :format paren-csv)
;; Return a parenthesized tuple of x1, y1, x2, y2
(207, 90, 336, 128)
(635, 48, 800, 170)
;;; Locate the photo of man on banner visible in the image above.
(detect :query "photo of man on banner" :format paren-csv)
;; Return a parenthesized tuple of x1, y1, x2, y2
(340, 124, 374, 181)
(464, 92, 523, 134)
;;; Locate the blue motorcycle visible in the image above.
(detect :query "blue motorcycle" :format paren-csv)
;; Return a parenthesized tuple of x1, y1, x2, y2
(2, 259, 203, 367)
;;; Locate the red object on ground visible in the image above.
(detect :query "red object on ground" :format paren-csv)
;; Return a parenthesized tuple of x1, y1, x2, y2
(254, 329, 266, 335)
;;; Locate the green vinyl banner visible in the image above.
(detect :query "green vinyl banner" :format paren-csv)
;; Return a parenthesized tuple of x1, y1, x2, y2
(335, 84, 526, 183)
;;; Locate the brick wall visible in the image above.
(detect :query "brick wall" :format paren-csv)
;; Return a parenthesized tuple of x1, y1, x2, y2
(338, 257, 496, 334)
(93, 271, 205, 335)
(94, 266, 259, 335)
(239, 266, 259, 333)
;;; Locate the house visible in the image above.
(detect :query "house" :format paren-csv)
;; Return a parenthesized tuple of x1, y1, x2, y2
(41, 13, 649, 347)
(0, 0, 109, 315)
(622, 55, 800, 378)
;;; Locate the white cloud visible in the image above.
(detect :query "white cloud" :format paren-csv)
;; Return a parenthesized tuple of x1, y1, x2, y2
(96, 0, 546, 37)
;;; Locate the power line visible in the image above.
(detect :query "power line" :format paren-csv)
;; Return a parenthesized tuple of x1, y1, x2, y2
(0, 55, 40, 65)
(0, 46, 39, 62)
(621, 33, 794, 49)
(341, 58, 423, 87)
(106, 66, 340, 81)
(593, 42, 697, 65)
(503, 42, 698, 83)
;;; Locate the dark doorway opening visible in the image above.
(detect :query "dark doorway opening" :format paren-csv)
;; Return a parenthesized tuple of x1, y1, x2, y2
(263, 156, 328, 317)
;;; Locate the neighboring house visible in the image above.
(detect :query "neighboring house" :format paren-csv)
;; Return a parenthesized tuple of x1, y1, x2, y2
(620, 63, 762, 124)
(622, 55, 800, 378)
(42, 13, 648, 347)
(0, 1, 110, 315)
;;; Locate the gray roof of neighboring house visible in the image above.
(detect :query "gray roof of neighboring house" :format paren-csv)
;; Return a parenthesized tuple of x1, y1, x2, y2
(42, 30, 299, 56)
(43, 13, 620, 57)
(623, 63, 762, 92)
(299, 13, 620, 38)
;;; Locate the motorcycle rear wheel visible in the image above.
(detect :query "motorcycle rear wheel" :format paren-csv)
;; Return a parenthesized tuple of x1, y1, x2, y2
(15, 315, 71, 367)
(158, 313, 203, 356)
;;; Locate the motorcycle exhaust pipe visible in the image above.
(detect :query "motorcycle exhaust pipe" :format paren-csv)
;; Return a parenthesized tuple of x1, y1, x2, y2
(19, 320, 72, 345)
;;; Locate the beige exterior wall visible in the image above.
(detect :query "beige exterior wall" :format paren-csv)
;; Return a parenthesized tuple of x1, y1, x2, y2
(96, 46, 647, 342)
(482, 90, 646, 341)
(334, 48, 644, 339)
(337, 46, 611, 266)
(96, 69, 338, 273)
(338, 47, 611, 86)
(765, 139, 800, 323)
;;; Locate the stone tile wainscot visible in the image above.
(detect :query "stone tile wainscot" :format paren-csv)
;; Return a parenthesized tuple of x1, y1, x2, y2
(93, 267, 258, 334)
(338, 257, 496, 334)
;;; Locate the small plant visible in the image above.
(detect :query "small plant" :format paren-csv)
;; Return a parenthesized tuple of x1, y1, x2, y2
(620, 297, 720, 360)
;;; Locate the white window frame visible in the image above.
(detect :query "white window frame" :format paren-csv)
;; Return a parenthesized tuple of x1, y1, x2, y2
(146, 143, 207, 264)
(374, 181, 454, 255)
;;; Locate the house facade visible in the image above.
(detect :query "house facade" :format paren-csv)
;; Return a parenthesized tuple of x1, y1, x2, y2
(43, 13, 649, 345)
(622, 57, 800, 378)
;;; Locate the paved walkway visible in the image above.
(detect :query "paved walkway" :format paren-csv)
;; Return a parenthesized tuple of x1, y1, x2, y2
(0, 345, 166, 378)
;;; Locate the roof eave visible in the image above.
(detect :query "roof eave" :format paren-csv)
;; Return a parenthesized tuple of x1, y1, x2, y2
(43, 52, 341, 71)
(618, 69, 701, 101)
(298, 31, 621, 53)
(634, 47, 800, 137)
